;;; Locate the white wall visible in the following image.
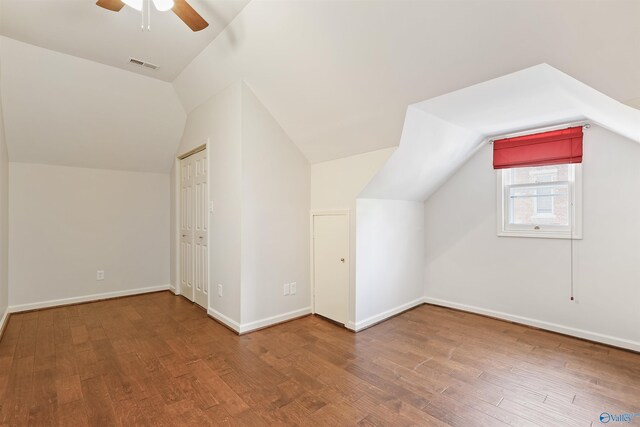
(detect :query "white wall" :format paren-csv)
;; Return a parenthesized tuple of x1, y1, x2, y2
(171, 82, 312, 332)
(9, 163, 170, 310)
(355, 198, 424, 330)
(173, 83, 243, 324)
(0, 81, 8, 324)
(240, 83, 310, 326)
(311, 148, 396, 208)
(424, 125, 640, 351)
(310, 147, 395, 324)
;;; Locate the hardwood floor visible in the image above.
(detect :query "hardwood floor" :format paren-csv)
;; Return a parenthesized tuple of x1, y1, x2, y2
(1, 292, 639, 426)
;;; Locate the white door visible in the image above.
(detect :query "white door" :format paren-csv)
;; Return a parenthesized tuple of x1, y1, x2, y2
(192, 150, 209, 308)
(313, 214, 349, 325)
(180, 149, 209, 308)
(180, 155, 194, 301)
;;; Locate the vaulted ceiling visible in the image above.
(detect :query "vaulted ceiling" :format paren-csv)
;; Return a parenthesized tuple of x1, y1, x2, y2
(1, 0, 639, 172)
(0, 37, 186, 172)
(174, 0, 640, 163)
(362, 64, 640, 201)
(0, 0, 250, 81)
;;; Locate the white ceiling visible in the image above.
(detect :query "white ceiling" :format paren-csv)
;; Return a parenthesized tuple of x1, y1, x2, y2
(175, 0, 640, 163)
(0, 0, 250, 81)
(362, 64, 640, 201)
(0, 36, 186, 172)
(1, 0, 640, 170)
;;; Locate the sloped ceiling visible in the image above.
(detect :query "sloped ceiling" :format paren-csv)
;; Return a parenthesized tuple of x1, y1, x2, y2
(1, 1, 640, 172)
(361, 64, 640, 201)
(0, 0, 250, 82)
(0, 37, 186, 173)
(174, 0, 640, 164)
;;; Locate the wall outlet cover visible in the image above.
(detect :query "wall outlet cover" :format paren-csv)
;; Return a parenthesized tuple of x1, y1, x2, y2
(96, 270, 105, 281)
(290, 282, 297, 295)
(217, 284, 223, 297)
(283, 283, 290, 296)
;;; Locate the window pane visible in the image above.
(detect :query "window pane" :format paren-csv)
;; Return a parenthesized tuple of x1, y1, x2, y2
(508, 183, 569, 226)
(505, 164, 569, 185)
(536, 186, 553, 214)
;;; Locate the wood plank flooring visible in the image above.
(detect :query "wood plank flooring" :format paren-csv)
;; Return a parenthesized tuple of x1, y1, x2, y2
(1, 291, 639, 426)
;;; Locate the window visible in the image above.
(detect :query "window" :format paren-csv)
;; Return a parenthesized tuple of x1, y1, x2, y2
(497, 163, 582, 239)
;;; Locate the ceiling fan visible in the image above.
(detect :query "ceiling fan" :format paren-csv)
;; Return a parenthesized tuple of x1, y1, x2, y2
(96, 0, 209, 32)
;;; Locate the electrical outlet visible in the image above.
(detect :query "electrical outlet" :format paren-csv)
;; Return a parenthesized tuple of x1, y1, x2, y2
(283, 283, 290, 296)
(217, 284, 223, 297)
(96, 270, 105, 281)
(290, 282, 297, 295)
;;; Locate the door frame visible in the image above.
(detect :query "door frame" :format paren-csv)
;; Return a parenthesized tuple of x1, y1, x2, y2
(174, 139, 210, 307)
(309, 209, 351, 324)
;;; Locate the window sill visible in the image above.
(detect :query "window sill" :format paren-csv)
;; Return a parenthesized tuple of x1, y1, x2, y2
(498, 230, 582, 240)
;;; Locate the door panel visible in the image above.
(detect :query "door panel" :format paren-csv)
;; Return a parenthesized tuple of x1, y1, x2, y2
(193, 150, 208, 308)
(180, 158, 194, 301)
(180, 148, 209, 308)
(313, 214, 349, 324)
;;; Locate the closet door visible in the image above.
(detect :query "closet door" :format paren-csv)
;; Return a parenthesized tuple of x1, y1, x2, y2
(180, 155, 194, 301)
(192, 149, 209, 308)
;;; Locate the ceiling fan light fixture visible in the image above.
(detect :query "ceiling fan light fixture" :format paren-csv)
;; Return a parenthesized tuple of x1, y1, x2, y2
(96, 0, 208, 32)
(122, 0, 142, 11)
(152, 0, 174, 12)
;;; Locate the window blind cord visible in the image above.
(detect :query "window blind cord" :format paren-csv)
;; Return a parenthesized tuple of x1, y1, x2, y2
(570, 123, 589, 301)
(570, 195, 574, 301)
(570, 131, 574, 301)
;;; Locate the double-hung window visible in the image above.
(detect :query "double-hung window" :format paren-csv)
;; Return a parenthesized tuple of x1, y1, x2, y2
(494, 126, 583, 239)
(498, 163, 582, 239)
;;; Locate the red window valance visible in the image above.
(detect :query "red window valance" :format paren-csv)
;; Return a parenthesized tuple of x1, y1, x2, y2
(493, 126, 583, 169)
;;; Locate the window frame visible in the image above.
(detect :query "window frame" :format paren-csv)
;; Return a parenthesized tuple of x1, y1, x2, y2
(496, 163, 582, 239)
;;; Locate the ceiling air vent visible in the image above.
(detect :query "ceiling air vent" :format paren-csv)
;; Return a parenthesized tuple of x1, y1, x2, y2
(128, 57, 159, 70)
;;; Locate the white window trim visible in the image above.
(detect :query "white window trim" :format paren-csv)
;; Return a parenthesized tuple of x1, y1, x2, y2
(496, 164, 582, 239)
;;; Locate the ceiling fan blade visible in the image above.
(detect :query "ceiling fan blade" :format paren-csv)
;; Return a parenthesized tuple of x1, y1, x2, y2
(96, 0, 125, 12)
(172, 0, 209, 32)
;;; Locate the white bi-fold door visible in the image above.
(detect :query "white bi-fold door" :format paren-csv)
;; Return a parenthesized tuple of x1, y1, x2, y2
(180, 149, 208, 308)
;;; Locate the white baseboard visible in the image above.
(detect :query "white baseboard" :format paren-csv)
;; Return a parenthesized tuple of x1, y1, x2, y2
(0, 306, 9, 338)
(423, 296, 640, 352)
(207, 307, 241, 333)
(169, 284, 177, 295)
(353, 297, 425, 332)
(239, 307, 311, 334)
(8, 285, 171, 313)
(207, 306, 312, 335)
